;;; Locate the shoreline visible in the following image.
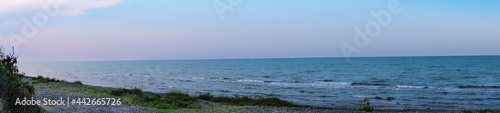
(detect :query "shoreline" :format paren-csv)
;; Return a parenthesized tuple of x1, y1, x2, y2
(20, 76, 498, 113)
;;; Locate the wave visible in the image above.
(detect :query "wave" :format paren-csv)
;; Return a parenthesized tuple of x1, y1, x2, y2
(264, 81, 274, 83)
(396, 85, 427, 89)
(269, 82, 351, 87)
(191, 77, 205, 80)
(458, 86, 500, 88)
(297, 97, 337, 102)
(320, 79, 334, 82)
(190, 76, 235, 83)
(318, 82, 352, 85)
(191, 76, 355, 88)
(374, 96, 395, 100)
(351, 82, 390, 86)
(302, 70, 321, 73)
(237, 79, 263, 83)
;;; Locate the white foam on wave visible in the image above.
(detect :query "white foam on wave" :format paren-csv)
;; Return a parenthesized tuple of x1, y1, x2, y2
(351, 95, 376, 98)
(191, 77, 205, 80)
(237, 79, 264, 83)
(396, 85, 426, 89)
(318, 82, 352, 85)
(269, 82, 352, 88)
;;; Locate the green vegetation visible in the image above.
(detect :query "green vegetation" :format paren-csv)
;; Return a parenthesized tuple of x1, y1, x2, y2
(30, 75, 67, 84)
(197, 93, 309, 107)
(132, 92, 202, 109)
(39, 83, 316, 110)
(110, 87, 143, 96)
(37, 85, 113, 97)
(73, 81, 83, 84)
(28, 75, 83, 85)
(109, 87, 312, 109)
(109, 88, 199, 109)
(0, 47, 42, 112)
(358, 98, 374, 112)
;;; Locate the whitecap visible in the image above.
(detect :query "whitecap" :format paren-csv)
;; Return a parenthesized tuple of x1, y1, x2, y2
(396, 85, 426, 89)
(237, 79, 263, 83)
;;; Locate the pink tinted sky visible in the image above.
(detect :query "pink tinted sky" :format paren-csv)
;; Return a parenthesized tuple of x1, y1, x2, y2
(1, 0, 499, 62)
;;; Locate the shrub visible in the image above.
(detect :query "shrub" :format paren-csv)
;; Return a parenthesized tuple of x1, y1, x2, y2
(0, 47, 41, 112)
(358, 98, 374, 112)
(130, 88, 143, 95)
(110, 88, 313, 109)
(197, 93, 214, 100)
(165, 92, 193, 101)
(110, 87, 144, 96)
(73, 81, 83, 84)
(30, 75, 66, 84)
(196, 93, 307, 107)
(145, 94, 161, 102)
(110, 88, 132, 96)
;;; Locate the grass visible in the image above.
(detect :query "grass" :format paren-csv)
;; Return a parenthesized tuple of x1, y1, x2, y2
(106, 88, 313, 109)
(29, 75, 67, 84)
(27, 75, 83, 85)
(31, 76, 320, 111)
(129, 92, 202, 109)
(197, 93, 311, 108)
(37, 85, 114, 97)
(108, 87, 197, 109)
(37, 84, 197, 109)
(73, 81, 83, 84)
(110, 87, 143, 96)
(39, 83, 314, 110)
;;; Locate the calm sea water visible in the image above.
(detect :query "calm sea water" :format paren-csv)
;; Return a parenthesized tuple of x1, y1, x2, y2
(18, 56, 500, 110)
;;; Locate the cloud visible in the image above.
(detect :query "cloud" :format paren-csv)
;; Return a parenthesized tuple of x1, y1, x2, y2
(0, 0, 122, 16)
(0, 0, 39, 14)
(58, 0, 122, 16)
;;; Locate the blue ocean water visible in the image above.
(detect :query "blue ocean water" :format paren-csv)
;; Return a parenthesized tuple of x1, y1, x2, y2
(18, 56, 500, 110)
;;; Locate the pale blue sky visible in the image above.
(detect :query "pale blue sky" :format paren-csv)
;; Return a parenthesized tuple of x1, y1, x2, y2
(0, 0, 499, 61)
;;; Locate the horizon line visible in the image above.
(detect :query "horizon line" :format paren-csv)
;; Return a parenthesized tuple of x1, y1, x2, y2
(18, 54, 500, 63)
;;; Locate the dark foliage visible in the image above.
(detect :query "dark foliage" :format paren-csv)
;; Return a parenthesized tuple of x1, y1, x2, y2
(110, 87, 144, 96)
(30, 75, 66, 84)
(73, 81, 83, 84)
(109, 86, 314, 109)
(198, 93, 307, 107)
(0, 47, 41, 112)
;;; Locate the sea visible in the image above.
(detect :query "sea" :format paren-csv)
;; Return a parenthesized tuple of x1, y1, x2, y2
(18, 56, 500, 110)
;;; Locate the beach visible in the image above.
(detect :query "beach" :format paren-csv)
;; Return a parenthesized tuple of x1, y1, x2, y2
(14, 76, 490, 113)
(23, 77, 348, 113)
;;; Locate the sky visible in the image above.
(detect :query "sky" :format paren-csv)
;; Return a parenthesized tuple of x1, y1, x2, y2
(0, 0, 499, 61)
